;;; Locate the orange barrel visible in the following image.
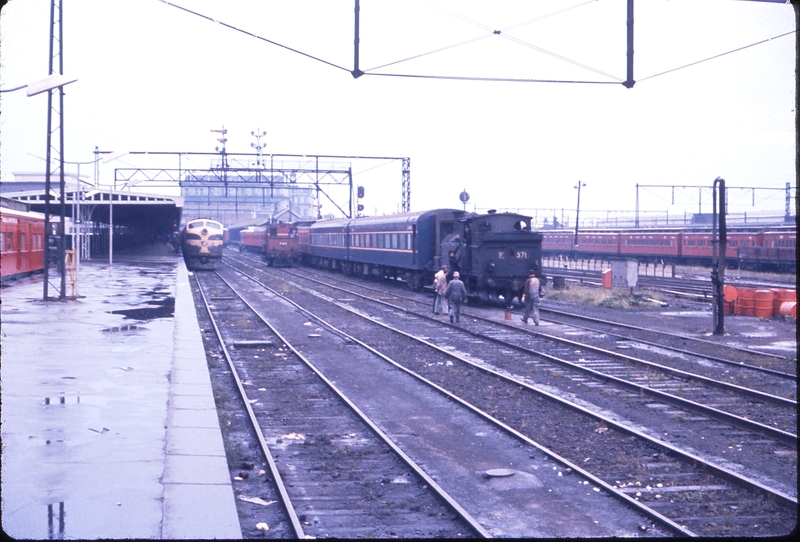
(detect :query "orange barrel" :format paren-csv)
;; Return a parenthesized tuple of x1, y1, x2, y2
(602, 269, 612, 289)
(783, 289, 797, 302)
(779, 302, 797, 318)
(723, 284, 738, 302)
(504, 310, 512, 320)
(771, 289, 786, 316)
(723, 300, 734, 314)
(735, 287, 755, 316)
(754, 290, 774, 318)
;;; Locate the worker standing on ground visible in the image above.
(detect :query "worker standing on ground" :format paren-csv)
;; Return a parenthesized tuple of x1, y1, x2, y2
(434, 265, 449, 315)
(445, 271, 467, 324)
(521, 269, 542, 325)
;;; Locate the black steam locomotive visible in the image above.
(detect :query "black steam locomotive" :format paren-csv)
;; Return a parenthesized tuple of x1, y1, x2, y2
(301, 209, 543, 306)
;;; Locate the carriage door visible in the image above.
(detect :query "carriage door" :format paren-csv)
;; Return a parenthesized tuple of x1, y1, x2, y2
(411, 225, 417, 265)
(436, 220, 454, 269)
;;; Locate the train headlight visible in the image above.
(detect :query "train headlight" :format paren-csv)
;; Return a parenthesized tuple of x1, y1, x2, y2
(487, 261, 496, 273)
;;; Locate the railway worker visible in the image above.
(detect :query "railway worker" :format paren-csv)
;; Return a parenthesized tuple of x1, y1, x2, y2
(433, 265, 449, 315)
(444, 271, 467, 324)
(447, 250, 460, 280)
(521, 270, 542, 325)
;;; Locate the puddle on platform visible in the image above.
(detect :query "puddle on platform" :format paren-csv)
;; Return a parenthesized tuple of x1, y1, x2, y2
(102, 324, 143, 333)
(110, 296, 175, 320)
(658, 311, 710, 317)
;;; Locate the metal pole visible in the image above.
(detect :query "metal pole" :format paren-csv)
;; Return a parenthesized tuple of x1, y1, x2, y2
(352, 0, 364, 78)
(42, 0, 57, 301)
(573, 182, 584, 258)
(109, 177, 114, 273)
(712, 177, 726, 336)
(624, 0, 634, 89)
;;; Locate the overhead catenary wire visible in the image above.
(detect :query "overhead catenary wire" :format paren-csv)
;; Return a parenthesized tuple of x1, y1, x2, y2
(367, 1, 615, 81)
(156, 0, 794, 87)
(638, 29, 797, 82)
(155, 0, 351, 74)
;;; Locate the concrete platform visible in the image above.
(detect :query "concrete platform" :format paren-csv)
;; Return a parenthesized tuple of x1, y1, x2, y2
(1, 250, 241, 539)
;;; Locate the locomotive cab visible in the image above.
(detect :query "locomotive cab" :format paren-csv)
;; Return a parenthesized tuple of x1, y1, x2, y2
(443, 211, 543, 306)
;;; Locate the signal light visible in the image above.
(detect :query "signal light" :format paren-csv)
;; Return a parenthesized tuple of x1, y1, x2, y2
(357, 186, 365, 198)
(357, 204, 364, 212)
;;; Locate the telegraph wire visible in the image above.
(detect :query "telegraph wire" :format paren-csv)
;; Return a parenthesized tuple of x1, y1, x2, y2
(364, 72, 618, 85)
(156, 0, 350, 74)
(638, 29, 797, 82)
(366, 0, 601, 74)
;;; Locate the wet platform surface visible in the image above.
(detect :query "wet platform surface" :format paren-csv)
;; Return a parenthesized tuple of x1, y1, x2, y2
(1, 248, 241, 539)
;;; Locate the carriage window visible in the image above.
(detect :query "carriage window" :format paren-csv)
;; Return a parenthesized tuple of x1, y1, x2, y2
(19, 233, 26, 251)
(6, 233, 12, 251)
(392, 234, 398, 249)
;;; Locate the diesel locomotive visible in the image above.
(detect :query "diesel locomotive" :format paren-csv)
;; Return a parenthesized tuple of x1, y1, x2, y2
(300, 209, 543, 305)
(180, 218, 225, 270)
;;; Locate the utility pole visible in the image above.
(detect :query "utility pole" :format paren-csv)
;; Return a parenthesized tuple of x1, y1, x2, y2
(573, 181, 586, 259)
(212, 126, 228, 197)
(711, 177, 727, 336)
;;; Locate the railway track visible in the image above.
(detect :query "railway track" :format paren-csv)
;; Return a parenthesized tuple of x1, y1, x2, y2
(192, 269, 486, 539)
(542, 267, 796, 300)
(220, 254, 797, 537)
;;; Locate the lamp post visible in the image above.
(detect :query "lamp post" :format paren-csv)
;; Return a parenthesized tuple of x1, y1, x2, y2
(2, 74, 78, 300)
(28, 151, 96, 295)
(573, 181, 586, 260)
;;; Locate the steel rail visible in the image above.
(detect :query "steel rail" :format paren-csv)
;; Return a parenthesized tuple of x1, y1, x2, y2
(541, 306, 792, 362)
(214, 267, 491, 539)
(540, 312, 796, 380)
(194, 275, 307, 539)
(239, 252, 793, 377)
(226, 259, 797, 508)
(261, 268, 798, 509)
(241, 258, 796, 441)
(221, 261, 698, 537)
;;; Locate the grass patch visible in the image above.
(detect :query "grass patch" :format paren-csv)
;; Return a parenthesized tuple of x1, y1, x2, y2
(546, 284, 667, 309)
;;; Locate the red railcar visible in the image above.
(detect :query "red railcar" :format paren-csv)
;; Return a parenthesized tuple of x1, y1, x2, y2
(681, 231, 743, 261)
(265, 222, 301, 267)
(1, 207, 46, 282)
(576, 232, 621, 254)
(542, 231, 574, 252)
(619, 232, 680, 258)
(738, 230, 796, 272)
(239, 227, 267, 255)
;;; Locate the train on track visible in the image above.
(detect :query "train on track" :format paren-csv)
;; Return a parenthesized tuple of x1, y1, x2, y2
(1, 206, 46, 282)
(180, 218, 226, 270)
(238, 209, 543, 304)
(543, 226, 796, 273)
(239, 222, 306, 267)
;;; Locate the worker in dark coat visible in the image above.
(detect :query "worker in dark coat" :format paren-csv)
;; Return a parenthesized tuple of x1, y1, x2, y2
(521, 269, 542, 325)
(444, 271, 467, 324)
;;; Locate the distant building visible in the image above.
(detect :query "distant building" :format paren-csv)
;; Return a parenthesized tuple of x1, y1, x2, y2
(180, 173, 316, 226)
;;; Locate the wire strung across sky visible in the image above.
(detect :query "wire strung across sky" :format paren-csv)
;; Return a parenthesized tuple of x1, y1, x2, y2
(156, 0, 795, 87)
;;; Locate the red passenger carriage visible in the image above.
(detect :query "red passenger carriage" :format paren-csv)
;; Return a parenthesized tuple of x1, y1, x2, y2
(1, 207, 46, 281)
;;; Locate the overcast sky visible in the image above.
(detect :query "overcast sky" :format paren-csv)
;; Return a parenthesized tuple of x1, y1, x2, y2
(1, 0, 795, 223)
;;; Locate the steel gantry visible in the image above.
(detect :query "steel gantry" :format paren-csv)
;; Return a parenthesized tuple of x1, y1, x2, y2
(106, 151, 411, 220)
